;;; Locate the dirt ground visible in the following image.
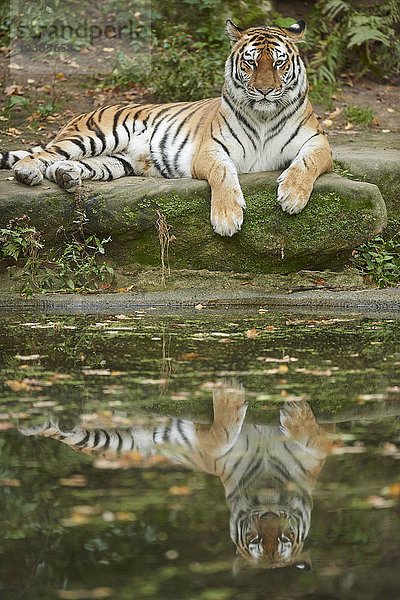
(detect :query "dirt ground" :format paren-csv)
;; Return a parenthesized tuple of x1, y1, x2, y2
(0, 30, 399, 152)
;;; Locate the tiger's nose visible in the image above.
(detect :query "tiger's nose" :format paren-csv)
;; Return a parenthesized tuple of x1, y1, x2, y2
(256, 87, 274, 94)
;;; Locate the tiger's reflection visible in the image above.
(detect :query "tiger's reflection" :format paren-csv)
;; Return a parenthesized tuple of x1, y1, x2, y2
(20, 383, 334, 570)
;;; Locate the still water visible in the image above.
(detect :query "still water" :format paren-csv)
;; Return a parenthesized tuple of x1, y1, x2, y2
(0, 308, 399, 600)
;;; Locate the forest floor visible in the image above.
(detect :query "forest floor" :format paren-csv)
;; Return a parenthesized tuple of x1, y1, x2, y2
(0, 38, 399, 152)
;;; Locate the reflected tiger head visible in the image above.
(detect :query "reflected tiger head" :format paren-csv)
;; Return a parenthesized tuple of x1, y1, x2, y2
(224, 19, 307, 110)
(232, 507, 311, 571)
(228, 471, 314, 571)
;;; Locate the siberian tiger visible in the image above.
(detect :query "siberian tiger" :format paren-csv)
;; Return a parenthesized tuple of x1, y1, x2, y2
(20, 385, 334, 569)
(0, 19, 332, 237)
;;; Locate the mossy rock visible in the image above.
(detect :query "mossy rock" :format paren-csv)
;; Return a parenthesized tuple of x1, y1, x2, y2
(332, 141, 400, 237)
(83, 171, 386, 273)
(0, 169, 386, 274)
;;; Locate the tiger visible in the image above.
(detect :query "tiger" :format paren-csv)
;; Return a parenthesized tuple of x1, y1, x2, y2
(0, 19, 332, 237)
(20, 384, 334, 569)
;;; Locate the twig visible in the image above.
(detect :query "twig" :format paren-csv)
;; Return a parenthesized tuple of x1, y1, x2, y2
(155, 211, 175, 286)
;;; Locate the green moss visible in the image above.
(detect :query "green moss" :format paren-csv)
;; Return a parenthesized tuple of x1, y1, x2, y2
(333, 161, 400, 238)
(123, 206, 138, 224)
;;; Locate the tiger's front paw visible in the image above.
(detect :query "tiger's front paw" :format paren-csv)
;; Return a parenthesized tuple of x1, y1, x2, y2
(211, 194, 245, 237)
(280, 401, 317, 441)
(13, 158, 43, 186)
(277, 166, 313, 215)
(46, 162, 82, 193)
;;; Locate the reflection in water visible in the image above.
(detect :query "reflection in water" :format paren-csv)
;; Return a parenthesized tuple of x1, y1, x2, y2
(20, 383, 334, 570)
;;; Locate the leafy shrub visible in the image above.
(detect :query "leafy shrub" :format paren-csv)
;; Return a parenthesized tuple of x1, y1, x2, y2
(0, 215, 114, 295)
(344, 104, 374, 125)
(353, 235, 400, 288)
(146, 30, 225, 102)
(305, 0, 400, 85)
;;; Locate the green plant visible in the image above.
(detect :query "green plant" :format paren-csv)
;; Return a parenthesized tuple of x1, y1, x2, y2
(0, 214, 114, 295)
(50, 234, 114, 291)
(344, 104, 374, 126)
(107, 29, 226, 102)
(332, 162, 361, 181)
(0, 215, 43, 262)
(3, 95, 31, 115)
(149, 30, 225, 102)
(305, 0, 400, 85)
(353, 235, 400, 288)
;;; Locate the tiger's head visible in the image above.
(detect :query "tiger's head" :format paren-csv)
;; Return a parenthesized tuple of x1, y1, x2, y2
(230, 495, 312, 570)
(224, 19, 307, 111)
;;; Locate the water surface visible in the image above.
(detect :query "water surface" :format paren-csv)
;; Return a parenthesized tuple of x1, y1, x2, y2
(1, 308, 399, 600)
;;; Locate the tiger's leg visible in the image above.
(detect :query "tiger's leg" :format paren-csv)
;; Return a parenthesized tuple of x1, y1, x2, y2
(0, 147, 43, 170)
(192, 147, 245, 237)
(279, 401, 334, 459)
(277, 130, 333, 214)
(12, 118, 131, 187)
(45, 154, 135, 193)
(195, 383, 247, 457)
(12, 143, 87, 187)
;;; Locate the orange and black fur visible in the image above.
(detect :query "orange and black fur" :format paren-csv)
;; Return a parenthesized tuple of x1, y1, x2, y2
(1, 19, 332, 236)
(21, 385, 334, 570)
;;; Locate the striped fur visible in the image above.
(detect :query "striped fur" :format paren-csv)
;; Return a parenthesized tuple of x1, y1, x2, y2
(20, 386, 333, 569)
(1, 20, 332, 237)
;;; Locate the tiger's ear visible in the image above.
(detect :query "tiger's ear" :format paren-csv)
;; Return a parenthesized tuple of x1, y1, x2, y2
(282, 19, 306, 42)
(226, 20, 244, 46)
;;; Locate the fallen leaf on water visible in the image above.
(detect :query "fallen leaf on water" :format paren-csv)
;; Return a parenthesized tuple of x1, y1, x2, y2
(82, 369, 111, 376)
(200, 381, 223, 390)
(246, 328, 258, 338)
(59, 475, 87, 487)
(15, 354, 42, 361)
(357, 394, 385, 404)
(57, 588, 113, 599)
(116, 511, 134, 521)
(302, 369, 332, 376)
(366, 495, 394, 509)
(169, 485, 191, 496)
(257, 355, 298, 363)
(6, 380, 31, 392)
(387, 483, 400, 499)
(50, 373, 72, 381)
(179, 352, 200, 360)
(0, 478, 21, 486)
(73, 505, 101, 516)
